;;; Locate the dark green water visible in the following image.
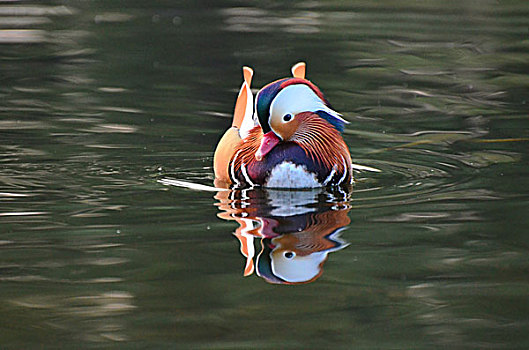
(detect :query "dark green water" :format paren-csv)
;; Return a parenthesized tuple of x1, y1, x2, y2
(1, 1, 529, 348)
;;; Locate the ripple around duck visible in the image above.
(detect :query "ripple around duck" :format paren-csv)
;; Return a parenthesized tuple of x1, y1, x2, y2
(158, 144, 501, 212)
(342, 119, 526, 211)
(350, 154, 501, 210)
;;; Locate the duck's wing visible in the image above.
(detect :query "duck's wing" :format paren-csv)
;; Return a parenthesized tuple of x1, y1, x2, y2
(214, 66, 254, 186)
(213, 127, 241, 187)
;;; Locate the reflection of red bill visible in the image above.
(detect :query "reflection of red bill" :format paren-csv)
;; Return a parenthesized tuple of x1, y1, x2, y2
(255, 131, 280, 161)
(258, 217, 279, 238)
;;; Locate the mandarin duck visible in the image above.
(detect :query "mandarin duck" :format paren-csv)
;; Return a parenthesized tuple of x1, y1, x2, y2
(215, 188, 350, 284)
(214, 62, 353, 189)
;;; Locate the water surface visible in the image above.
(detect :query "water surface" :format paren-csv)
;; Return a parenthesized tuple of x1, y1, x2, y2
(1, 1, 529, 348)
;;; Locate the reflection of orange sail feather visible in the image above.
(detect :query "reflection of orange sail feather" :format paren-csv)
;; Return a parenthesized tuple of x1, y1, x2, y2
(233, 229, 255, 276)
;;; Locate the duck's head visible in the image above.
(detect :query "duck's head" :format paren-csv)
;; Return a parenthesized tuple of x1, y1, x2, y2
(254, 77, 348, 161)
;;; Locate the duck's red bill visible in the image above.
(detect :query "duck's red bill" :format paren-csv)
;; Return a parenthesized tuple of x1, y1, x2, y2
(255, 131, 280, 161)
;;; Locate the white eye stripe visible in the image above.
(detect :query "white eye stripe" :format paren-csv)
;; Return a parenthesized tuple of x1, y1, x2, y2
(270, 85, 321, 119)
(270, 84, 347, 124)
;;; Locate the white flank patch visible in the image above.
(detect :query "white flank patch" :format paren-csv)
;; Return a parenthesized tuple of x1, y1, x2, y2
(240, 163, 256, 187)
(230, 150, 243, 187)
(337, 156, 348, 185)
(322, 167, 336, 186)
(265, 162, 321, 189)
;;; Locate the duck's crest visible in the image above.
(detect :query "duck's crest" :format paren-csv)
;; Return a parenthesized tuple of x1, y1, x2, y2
(255, 62, 348, 134)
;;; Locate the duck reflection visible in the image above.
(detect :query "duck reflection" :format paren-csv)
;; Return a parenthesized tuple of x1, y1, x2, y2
(215, 189, 350, 284)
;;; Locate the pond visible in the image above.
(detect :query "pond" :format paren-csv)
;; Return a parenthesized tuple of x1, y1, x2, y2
(1, 1, 528, 348)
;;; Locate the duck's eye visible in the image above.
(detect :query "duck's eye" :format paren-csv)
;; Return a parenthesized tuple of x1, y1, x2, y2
(282, 114, 292, 122)
(284, 251, 295, 259)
